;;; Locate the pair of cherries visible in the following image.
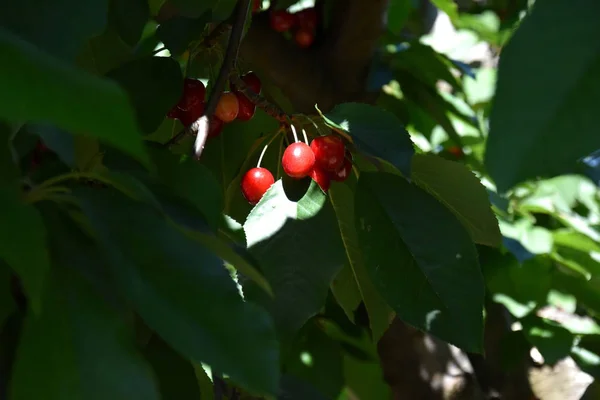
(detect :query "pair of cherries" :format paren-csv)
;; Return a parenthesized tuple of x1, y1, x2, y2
(167, 73, 262, 138)
(241, 134, 352, 205)
(269, 7, 318, 49)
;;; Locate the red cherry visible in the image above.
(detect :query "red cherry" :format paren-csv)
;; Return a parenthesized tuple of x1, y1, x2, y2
(447, 146, 465, 159)
(167, 106, 180, 119)
(178, 78, 206, 111)
(310, 135, 345, 171)
(241, 167, 275, 205)
(235, 92, 256, 121)
(215, 92, 239, 122)
(178, 101, 205, 126)
(330, 157, 352, 182)
(208, 116, 224, 138)
(294, 28, 315, 48)
(242, 72, 262, 94)
(309, 167, 331, 192)
(252, 0, 261, 13)
(270, 10, 296, 32)
(296, 8, 317, 30)
(282, 142, 315, 179)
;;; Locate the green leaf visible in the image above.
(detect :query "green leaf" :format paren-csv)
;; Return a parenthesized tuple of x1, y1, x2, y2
(0, 28, 150, 167)
(430, 0, 459, 22)
(343, 354, 391, 400)
(411, 154, 501, 247)
(322, 102, 415, 177)
(0, 188, 49, 313)
(483, 253, 552, 319)
(329, 183, 394, 341)
(143, 335, 201, 399)
(0, 0, 108, 61)
(387, 0, 415, 34)
(485, 0, 600, 192)
(284, 322, 344, 399)
(355, 172, 485, 352)
(156, 13, 211, 57)
(0, 122, 21, 189)
(77, 28, 133, 76)
(149, 147, 222, 230)
(521, 315, 574, 365)
(0, 262, 16, 328)
(110, 0, 149, 46)
(330, 265, 362, 323)
(170, 0, 218, 18)
(76, 188, 279, 395)
(107, 57, 183, 135)
(243, 180, 346, 342)
(10, 269, 160, 400)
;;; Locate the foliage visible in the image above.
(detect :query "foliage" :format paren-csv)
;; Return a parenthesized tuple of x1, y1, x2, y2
(1, 0, 600, 398)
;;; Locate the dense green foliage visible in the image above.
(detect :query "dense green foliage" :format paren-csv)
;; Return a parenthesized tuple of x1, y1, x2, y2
(1, 0, 600, 398)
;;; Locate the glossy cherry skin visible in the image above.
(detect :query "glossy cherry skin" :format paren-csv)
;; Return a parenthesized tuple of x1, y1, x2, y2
(178, 78, 206, 111)
(215, 92, 239, 122)
(178, 101, 205, 126)
(270, 10, 296, 32)
(235, 92, 256, 121)
(330, 157, 352, 182)
(242, 72, 261, 94)
(310, 135, 345, 171)
(295, 28, 314, 48)
(282, 142, 315, 178)
(241, 167, 275, 205)
(207, 116, 224, 138)
(296, 8, 317, 30)
(309, 166, 331, 192)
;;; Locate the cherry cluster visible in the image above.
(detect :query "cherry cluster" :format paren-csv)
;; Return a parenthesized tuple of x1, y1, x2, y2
(268, 7, 318, 49)
(241, 130, 352, 205)
(167, 72, 262, 138)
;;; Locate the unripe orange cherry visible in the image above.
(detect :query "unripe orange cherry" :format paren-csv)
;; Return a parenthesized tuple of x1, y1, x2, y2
(215, 92, 239, 122)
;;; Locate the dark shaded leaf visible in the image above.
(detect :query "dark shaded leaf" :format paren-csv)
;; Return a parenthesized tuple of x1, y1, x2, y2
(411, 154, 501, 247)
(76, 188, 279, 395)
(0, 28, 150, 166)
(485, 0, 600, 191)
(0, 188, 49, 313)
(110, 0, 149, 46)
(323, 102, 414, 177)
(10, 269, 159, 400)
(0, 0, 108, 61)
(156, 13, 211, 57)
(243, 181, 346, 342)
(107, 57, 183, 134)
(355, 172, 485, 352)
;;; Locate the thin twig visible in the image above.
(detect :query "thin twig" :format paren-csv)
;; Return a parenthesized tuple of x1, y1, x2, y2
(192, 0, 252, 159)
(163, 128, 187, 148)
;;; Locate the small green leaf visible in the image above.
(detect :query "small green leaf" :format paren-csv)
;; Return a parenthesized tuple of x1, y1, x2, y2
(485, 0, 600, 191)
(386, 0, 415, 34)
(76, 188, 279, 395)
(0, 0, 108, 61)
(411, 154, 501, 247)
(355, 172, 485, 352)
(110, 0, 149, 46)
(243, 181, 346, 342)
(329, 183, 394, 341)
(323, 102, 415, 177)
(0, 188, 49, 313)
(0, 28, 150, 167)
(107, 57, 183, 135)
(430, 0, 459, 22)
(10, 269, 160, 400)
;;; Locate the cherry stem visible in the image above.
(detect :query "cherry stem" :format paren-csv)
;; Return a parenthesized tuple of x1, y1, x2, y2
(193, 0, 251, 159)
(290, 124, 299, 143)
(257, 144, 269, 168)
(301, 128, 309, 145)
